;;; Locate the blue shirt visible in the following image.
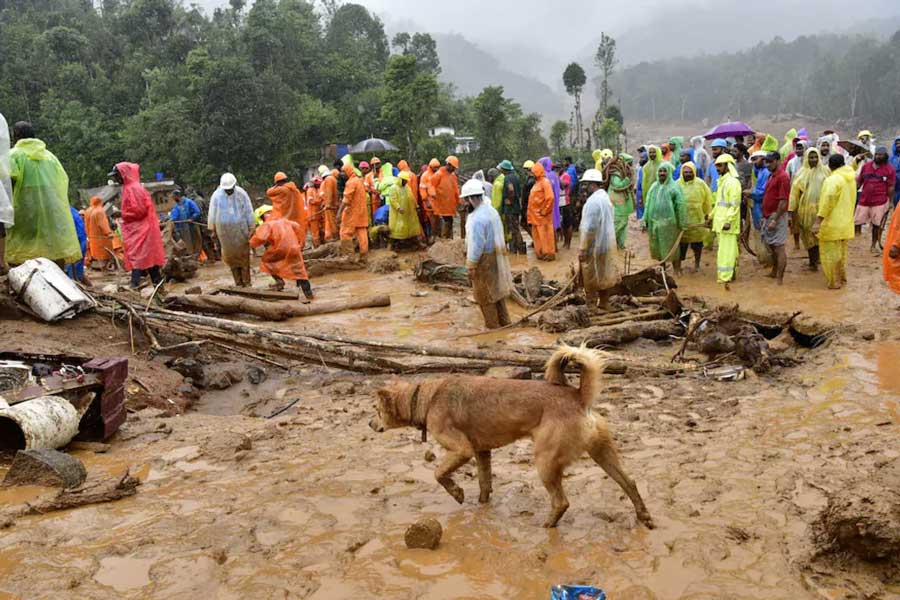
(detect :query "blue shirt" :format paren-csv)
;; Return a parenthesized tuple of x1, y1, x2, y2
(169, 198, 201, 232)
(752, 165, 770, 205)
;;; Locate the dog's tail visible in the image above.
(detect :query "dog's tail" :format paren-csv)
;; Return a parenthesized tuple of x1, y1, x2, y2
(544, 344, 607, 410)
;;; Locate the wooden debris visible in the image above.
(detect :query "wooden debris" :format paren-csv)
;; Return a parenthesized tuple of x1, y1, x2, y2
(562, 320, 684, 348)
(164, 293, 390, 321)
(1, 471, 140, 522)
(213, 286, 300, 301)
(305, 257, 366, 278)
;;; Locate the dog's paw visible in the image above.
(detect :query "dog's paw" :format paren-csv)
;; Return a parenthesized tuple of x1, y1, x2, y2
(478, 492, 491, 504)
(638, 512, 655, 529)
(450, 488, 464, 504)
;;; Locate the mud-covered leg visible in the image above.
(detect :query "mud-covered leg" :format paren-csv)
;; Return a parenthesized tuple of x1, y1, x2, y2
(432, 427, 474, 504)
(589, 432, 654, 528)
(475, 450, 492, 504)
(535, 456, 569, 528)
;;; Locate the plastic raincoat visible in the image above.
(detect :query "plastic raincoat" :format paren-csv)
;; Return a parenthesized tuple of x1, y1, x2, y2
(85, 196, 114, 261)
(430, 166, 460, 217)
(579, 189, 619, 296)
(690, 136, 710, 181)
(472, 170, 493, 203)
(64, 206, 87, 281)
(387, 180, 422, 240)
(268, 181, 306, 230)
(641, 146, 664, 209)
(250, 217, 308, 281)
(677, 162, 713, 244)
(320, 173, 339, 239)
(669, 137, 685, 167)
(169, 198, 201, 253)
(789, 148, 828, 250)
(643, 162, 686, 262)
(604, 156, 635, 249)
(7, 138, 81, 265)
(0, 112, 12, 227)
(119, 162, 166, 271)
(592, 149, 603, 171)
(397, 160, 419, 206)
(883, 208, 900, 293)
(377, 163, 396, 200)
(818, 165, 857, 288)
(762, 135, 779, 153)
(491, 173, 505, 211)
(465, 200, 512, 305)
(209, 185, 254, 268)
(538, 157, 561, 230)
(711, 156, 742, 283)
(780, 129, 797, 160)
(528, 162, 556, 259)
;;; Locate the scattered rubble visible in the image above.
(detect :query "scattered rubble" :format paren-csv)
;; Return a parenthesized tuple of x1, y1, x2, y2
(2, 449, 87, 489)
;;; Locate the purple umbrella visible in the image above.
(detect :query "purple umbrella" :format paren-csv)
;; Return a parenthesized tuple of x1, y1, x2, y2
(703, 121, 755, 141)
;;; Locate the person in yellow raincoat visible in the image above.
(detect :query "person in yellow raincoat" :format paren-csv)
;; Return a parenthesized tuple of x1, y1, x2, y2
(677, 161, 713, 272)
(710, 154, 742, 287)
(788, 148, 829, 272)
(779, 128, 798, 160)
(814, 154, 856, 289)
(387, 171, 423, 248)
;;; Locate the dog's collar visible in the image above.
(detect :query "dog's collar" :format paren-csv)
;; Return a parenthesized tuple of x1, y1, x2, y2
(409, 383, 427, 442)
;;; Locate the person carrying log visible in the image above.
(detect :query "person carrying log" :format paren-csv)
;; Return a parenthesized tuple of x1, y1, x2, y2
(578, 169, 619, 309)
(462, 178, 512, 329)
(249, 207, 314, 300)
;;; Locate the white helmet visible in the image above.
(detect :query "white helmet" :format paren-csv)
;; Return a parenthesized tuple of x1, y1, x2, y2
(220, 172, 237, 190)
(581, 168, 603, 184)
(461, 178, 484, 199)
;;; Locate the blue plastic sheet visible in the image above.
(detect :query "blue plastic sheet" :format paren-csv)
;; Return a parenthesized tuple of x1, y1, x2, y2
(551, 585, 606, 600)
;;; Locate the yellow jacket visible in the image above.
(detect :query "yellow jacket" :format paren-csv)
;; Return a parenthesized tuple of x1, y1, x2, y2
(817, 165, 857, 242)
(712, 171, 741, 233)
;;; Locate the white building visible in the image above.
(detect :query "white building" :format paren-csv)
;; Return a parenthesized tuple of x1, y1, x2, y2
(428, 126, 479, 154)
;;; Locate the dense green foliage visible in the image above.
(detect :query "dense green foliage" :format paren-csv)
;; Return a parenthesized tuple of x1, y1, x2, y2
(612, 31, 900, 125)
(0, 0, 547, 191)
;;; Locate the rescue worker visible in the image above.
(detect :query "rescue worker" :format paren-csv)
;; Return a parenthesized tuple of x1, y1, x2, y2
(250, 207, 314, 299)
(268, 171, 307, 248)
(84, 196, 115, 270)
(319, 165, 339, 241)
(387, 171, 424, 248)
(168, 189, 202, 256)
(709, 154, 742, 288)
(209, 172, 254, 287)
(579, 169, 619, 309)
(110, 162, 166, 289)
(337, 163, 369, 260)
(307, 177, 325, 247)
(430, 156, 460, 239)
(528, 160, 556, 260)
(419, 158, 441, 243)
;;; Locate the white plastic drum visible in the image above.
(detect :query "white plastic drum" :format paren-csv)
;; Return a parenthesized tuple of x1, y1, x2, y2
(0, 396, 81, 450)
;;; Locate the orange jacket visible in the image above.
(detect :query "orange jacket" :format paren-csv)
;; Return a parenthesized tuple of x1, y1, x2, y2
(250, 217, 308, 280)
(527, 164, 554, 226)
(320, 175, 339, 209)
(341, 174, 369, 228)
(267, 181, 306, 228)
(85, 196, 114, 260)
(306, 187, 320, 218)
(419, 169, 437, 209)
(430, 167, 459, 217)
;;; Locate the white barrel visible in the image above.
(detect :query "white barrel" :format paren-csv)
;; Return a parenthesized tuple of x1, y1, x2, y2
(7, 258, 94, 321)
(0, 396, 80, 450)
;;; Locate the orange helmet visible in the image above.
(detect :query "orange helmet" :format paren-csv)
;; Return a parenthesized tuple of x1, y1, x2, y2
(446, 156, 459, 169)
(429, 158, 440, 168)
(273, 171, 288, 183)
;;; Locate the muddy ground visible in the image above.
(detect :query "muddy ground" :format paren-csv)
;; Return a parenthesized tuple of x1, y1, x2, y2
(1, 218, 899, 600)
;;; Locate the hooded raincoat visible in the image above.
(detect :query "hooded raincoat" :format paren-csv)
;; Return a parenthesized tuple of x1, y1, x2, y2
(579, 188, 619, 297)
(528, 162, 556, 259)
(387, 179, 422, 240)
(789, 148, 828, 250)
(690, 136, 710, 181)
(677, 162, 713, 244)
(641, 146, 664, 209)
(712, 155, 742, 283)
(85, 196, 114, 262)
(0, 112, 12, 228)
(669, 137, 685, 168)
(604, 156, 636, 249)
(250, 217, 308, 281)
(643, 162, 686, 262)
(538, 157, 561, 230)
(119, 162, 166, 271)
(883, 207, 900, 293)
(169, 197, 201, 253)
(818, 165, 857, 288)
(465, 200, 512, 305)
(780, 129, 798, 160)
(268, 180, 306, 233)
(209, 185, 254, 269)
(7, 138, 81, 265)
(430, 166, 459, 217)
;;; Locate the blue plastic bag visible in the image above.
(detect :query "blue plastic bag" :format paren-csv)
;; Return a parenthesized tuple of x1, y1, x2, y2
(551, 585, 606, 600)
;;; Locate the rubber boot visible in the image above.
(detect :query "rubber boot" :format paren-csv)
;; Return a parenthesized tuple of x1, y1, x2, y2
(298, 279, 314, 300)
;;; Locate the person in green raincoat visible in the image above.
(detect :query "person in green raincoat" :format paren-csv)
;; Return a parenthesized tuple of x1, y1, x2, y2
(641, 145, 665, 212)
(668, 136, 685, 167)
(788, 147, 828, 271)
(709, 154, 742, 287)
(677, 161, 713, 272)
(643, 162, 686, 272)
(6, 122, 81, 266)
(779, 129, 797, 160)
(387, 171, 424, 248)
(603, 153, 636, 250)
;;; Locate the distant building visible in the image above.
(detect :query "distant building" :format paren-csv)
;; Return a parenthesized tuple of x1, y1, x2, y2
(428, 126, 479, 155)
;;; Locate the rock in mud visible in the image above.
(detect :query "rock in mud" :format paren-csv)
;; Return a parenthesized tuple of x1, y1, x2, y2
(812, 478, 900, 562)
(246, 366, 267, 385)
(205, 365, 244, 390)
(522, 267, 544, 300)
(2, 449, 87, 489)
(537, 305, 590, 333)
(426, 239, 466, 265)
(404, 518, 442, 550)
(485, 366, 532, 380)
(424, 449, 436, 462)
(367, 254, 401, 274)
(201, 431, 252, 460)
(185, 285, 202, 295)
(167, 358, 206, 386)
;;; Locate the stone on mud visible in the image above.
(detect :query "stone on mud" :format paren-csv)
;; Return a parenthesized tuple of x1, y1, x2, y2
(185, 286, 202, 295)
(2, 449, 87, 489)
(485, 366, 532, 380)
(537, 305, 590, 333)
(246, 366, 267, 385)
(522, 266, 544, 300)
(367, 254, 401, 274)
(404, 518, 442, 550)
(205, 365, 244, 390)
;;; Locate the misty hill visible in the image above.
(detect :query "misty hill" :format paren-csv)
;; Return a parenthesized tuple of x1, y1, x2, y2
(607, 31, 900, 126)
(432, 33, 567, 123)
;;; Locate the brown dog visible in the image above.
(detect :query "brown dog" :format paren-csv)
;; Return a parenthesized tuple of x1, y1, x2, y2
(370, 345, 654, 528)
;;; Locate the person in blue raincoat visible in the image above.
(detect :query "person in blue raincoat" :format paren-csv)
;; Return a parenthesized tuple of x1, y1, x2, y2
(65, 206, 90, 285)
(168, 189, 202, 256)
(890, 136, 900, 207)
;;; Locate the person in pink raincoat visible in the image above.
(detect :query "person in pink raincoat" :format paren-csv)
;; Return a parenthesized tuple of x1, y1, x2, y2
(110, 162, 166, 289)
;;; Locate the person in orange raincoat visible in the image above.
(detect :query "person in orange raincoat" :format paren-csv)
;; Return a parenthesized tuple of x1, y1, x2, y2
(430, 155, 460, 239)
(419, 158, 440, 242)
(528, 161, 556, 260)
(306, 177, 324, 247)
(84, 196, 115, 270)
(319, 166, 339, 241)
(883, 208, 900, 294)
(337, 163, 369, 259)
(249, 208, 314, 299)
(267, 171, 307, 248)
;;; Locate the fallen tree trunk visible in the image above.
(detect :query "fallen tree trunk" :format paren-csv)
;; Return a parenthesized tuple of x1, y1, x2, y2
(562, 320, 684, 347)
(213, 286, 299, 301)
(589, 309, 669, 327)
(164, 294, 390, 321)
(305, 257, 366, 278)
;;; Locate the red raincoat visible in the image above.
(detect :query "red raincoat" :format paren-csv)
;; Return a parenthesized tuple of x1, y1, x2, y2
(118, 162, 165, 271)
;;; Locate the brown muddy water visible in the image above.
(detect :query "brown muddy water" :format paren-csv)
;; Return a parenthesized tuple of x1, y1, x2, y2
(0, 224, 898, 599)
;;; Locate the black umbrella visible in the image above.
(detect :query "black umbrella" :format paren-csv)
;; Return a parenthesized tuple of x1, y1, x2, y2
(349, 138, 399, 154)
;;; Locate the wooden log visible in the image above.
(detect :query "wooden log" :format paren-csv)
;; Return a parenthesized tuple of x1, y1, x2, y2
(164, 294, 390, 321)
(213, 286, 300, 301)
(305, 257, 366, 278)
(561, 320, 684, 347)
(589, 310, 669, 327)
(303, 241, 342, 260)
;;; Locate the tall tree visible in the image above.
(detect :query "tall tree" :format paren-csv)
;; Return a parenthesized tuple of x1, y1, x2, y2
(562, 62, 586, 150)
(381, 54, 439, 161)
(473, 86, 515, 165)
(549, 120, 569, 158)
(594, 32, 617, 118)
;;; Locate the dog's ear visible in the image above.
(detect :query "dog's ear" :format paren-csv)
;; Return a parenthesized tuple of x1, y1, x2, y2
(376, 388, 392, 401)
